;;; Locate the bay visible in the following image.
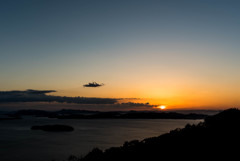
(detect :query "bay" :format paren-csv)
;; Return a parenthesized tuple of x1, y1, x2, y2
(0, 117, 202, 161)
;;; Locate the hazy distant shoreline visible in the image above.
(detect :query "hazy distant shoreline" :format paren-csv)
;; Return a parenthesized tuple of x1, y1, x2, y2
(0, 109, 211, 120)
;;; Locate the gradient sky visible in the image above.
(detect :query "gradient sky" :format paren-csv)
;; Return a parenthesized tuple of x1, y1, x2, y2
(1, 0, 240, 109)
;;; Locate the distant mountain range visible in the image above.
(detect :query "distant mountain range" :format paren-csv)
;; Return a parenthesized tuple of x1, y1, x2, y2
(7, 109, 208, 120)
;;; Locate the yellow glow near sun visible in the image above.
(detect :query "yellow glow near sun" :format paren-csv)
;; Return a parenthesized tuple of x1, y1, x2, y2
(158, 105, 166, 110)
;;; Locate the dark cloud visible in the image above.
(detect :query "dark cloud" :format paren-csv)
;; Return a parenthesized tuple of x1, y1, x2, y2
(0, 89, 117, 104)
(121, 102, 156, 107)
(24, 89, 56, 94)
(83, 82, 104, 87)
(0, 89, 56, 95)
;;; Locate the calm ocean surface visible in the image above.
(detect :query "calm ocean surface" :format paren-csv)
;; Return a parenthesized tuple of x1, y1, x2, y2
(0, 117, 202, 161)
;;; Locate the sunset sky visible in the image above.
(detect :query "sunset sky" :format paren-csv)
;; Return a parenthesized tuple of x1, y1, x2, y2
(1, 0, 240, 110)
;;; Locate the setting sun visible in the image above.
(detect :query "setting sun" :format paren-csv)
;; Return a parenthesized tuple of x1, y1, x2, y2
(158, 105, 166, 110)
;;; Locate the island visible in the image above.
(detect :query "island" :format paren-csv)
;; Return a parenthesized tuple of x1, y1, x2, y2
(31, 124, 74, 132)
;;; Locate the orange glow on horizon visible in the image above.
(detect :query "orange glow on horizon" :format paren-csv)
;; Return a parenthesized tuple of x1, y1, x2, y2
(50, 79, 240, 110)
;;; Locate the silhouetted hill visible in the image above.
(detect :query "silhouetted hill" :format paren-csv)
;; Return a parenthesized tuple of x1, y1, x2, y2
(71, 108, 240, 161)
(0, 111, 22, 120)
(12, 109, 207, 120)
(16, 109, 52, 116)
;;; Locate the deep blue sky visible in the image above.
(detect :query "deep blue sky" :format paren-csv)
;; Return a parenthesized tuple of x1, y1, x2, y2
(1, 0, 240, 109)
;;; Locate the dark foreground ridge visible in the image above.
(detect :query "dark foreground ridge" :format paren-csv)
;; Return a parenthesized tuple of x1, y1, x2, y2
(31, 124, 74, 132)
(69, 108, 240, 161)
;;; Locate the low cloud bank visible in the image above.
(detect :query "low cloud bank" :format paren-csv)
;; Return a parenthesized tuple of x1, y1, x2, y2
(0, 89, 117, 104)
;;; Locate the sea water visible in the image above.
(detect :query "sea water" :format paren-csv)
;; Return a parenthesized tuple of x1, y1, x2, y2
(0, 117, 202, 161)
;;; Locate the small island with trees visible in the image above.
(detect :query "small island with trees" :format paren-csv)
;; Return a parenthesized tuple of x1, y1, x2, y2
(31, 124, 74, 132)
